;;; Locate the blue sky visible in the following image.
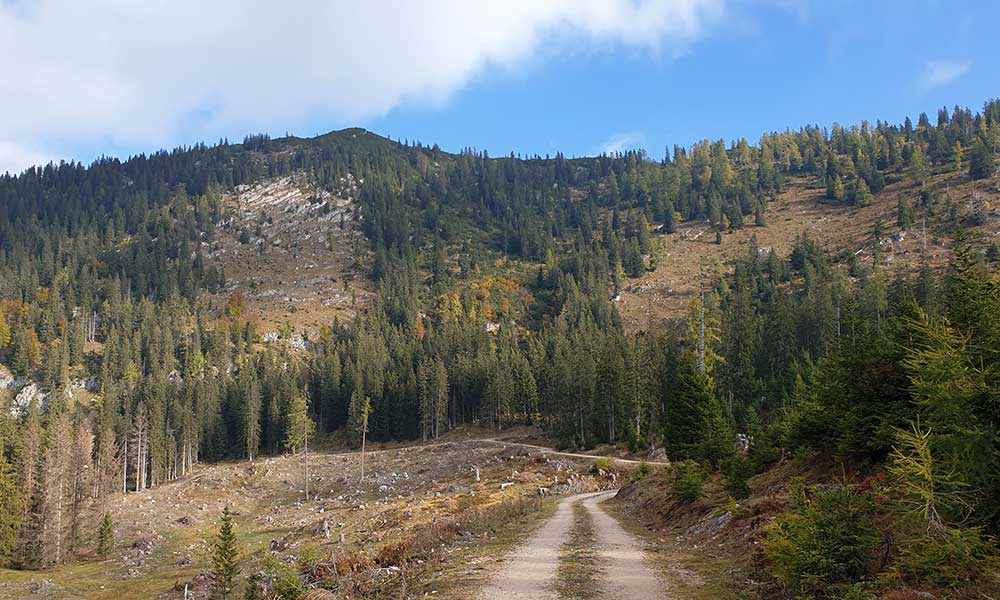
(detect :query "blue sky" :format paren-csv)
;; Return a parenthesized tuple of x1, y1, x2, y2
(366, 1, 996, 158)
(0, 1, 996, 173)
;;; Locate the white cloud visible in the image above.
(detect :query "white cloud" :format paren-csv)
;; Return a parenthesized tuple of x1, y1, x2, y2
(599, 131, 646, 154)
(0, 141, 50, 175)
(917, 59, 971, 91)
(0, 0, 726, 173)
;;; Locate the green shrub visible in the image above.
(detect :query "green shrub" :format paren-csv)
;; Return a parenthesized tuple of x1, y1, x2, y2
(628, 433, 647, 454)
(591, 457, 614, 474)
(892, 524, 999, 588)
(672, 460, 705, 503)
(243, 573, 264, 600)
(885, 423, 1000, 587)
(829, 582, 875, 600)
(763, 486, 880, 596)
(636, 460, 653, 480)
(272, 573, 306, 600)
(297, 542, 322, 570)
(721, 456, 751, 500)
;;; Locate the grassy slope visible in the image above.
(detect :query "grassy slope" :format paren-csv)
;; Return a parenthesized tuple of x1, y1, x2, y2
(619, 161, 1000, 330)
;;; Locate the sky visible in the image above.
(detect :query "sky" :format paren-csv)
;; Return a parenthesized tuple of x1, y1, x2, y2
(0, 0, 997, 174)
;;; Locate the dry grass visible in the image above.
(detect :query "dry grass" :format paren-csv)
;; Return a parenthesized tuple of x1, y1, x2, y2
(556, 503, 601, 600)
(0, 432, 607, 599)
(201, 173, 374, 337)
(602, 494, 740, 600)
(617, 164, 1000, 331)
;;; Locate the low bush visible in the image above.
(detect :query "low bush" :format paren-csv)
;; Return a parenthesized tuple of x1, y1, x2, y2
(591, 457, 614, 474)
(297, 543, 323, 570)
(763, 485, 880, 597)
(272, 573, 307, 600)
(891, 523, 999, 588)
(721, 456, 751, 500)
(628, 433, 648, 454)
(671, 460, 705, 503)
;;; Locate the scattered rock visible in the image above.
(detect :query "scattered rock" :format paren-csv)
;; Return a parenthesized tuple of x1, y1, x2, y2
(269, 536, 291, 552)
(131, 537, 155, 552)
(686, 511, 732, 536)
(647, 447, 668, 462)
(313, 518, 332, 539)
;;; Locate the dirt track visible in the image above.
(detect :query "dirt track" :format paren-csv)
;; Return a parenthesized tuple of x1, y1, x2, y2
(474, 439, 671, 466)
(582, 491, 666, 599)
(322, 436, 670, 468)
(478, 490, 666, 600)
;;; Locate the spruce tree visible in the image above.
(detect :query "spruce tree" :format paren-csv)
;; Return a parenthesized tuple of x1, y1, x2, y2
(663, 352, 729, 465)
(0, 452, 20, 567)
(210, 506, 240, 600)
(39, 409, 72, 566)
(852, 178, 872, 206)
(969, 140, 996, 180)
(96, 513, 113, 559)
(283, 390, 314, 454)
(897, 199, 914, 231)
(348, 390, 371, 479)
(0, 309, 9, 350)
(911, 144, 929, 184)
(828, 174, 845, 202)
(239, 366, 261, 462)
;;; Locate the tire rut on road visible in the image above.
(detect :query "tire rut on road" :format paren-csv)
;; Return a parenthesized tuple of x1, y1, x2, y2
(582, 491, 667, 599)
(478, 490, 667, 600)
(477, 491, 608, 600)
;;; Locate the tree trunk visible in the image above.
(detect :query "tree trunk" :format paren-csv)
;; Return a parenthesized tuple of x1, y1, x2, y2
(360, 429, 367, 481)
(122, 437, 127, 494)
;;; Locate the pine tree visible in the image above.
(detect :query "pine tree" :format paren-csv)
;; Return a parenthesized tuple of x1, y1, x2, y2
(11, 327, 41, 377)
(754, 202, 767, 227)
(663, 201, 677, 233)
(130, 402, 149, 492)
(418, 358, 449, 441)
(969, 140, 996, 180)
(911, 143, 929, 185)
(688, 292, 722, 380)
(96, 513, 113, 559)
(828, 174, 845, 202)
(347, 390, 372, 480)
(210, 506, 240, 600)
(0, 452, 21, 567)
(663, 352, 730, 465)
(68, 422, 93, 553)
(283, 390, 315, 454)
(39, 410, 72, 566)
(417, 360, 433, 442)
(852, 177, 872, 206)
(17, 405, 41, 523)
(897, 199, 914, 231)
(239, 366, 261, 462)
(0, 309, 9, 350)
(511, 352, 538, 422)
(952, 140, 963, 171)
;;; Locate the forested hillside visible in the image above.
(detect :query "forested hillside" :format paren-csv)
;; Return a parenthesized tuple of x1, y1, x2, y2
(0, 98, 998, 596)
